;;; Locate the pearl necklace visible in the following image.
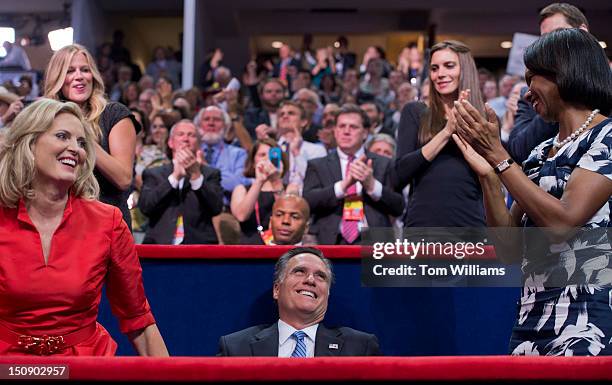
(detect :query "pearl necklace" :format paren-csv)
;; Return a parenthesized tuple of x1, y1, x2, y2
(553, 109, 599, 150)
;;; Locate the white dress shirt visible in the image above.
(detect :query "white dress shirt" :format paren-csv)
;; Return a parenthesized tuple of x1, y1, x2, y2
(277, 319, 319, 357)
(333, 147, 382, 201)
(278, 136, 326, 190)
(167, 173, 204, 190)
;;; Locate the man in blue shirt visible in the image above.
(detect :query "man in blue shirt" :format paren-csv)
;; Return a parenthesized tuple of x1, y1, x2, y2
(194, 106, 250, 204)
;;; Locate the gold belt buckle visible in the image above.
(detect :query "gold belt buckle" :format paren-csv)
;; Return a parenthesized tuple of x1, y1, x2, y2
(17, 334, 65, 355)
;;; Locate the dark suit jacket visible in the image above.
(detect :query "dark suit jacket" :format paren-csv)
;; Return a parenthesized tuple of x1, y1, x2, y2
(303, 150, 404, 245)
(506, 86, 558, 164)
(139, 163, 223, 244)
(244, 107, 271, 139)
(218, 322, 381, 356)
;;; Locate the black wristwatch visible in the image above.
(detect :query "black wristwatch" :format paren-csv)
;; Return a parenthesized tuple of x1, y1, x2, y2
(493, 158, 514, 174)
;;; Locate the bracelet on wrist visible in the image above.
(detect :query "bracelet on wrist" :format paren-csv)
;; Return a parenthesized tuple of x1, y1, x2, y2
(493, 158, 514, 174)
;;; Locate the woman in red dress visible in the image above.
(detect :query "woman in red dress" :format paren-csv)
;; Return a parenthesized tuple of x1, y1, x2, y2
(0, 98, 168, 356)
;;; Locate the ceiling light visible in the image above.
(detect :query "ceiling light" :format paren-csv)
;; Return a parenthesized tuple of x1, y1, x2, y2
(0, 27, 15, 57)
(333, 41, 340, 48)
(48, 27, 73, 51)
(500, 41, 512, 49)
(271, 41, 283, 49)
(599, 41, 607, 49)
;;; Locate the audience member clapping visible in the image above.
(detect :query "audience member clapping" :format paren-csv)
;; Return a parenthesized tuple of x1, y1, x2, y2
(231, 138, 289, 245)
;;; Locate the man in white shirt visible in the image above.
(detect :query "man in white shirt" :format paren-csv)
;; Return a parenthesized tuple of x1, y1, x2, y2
(275, 101, 326, 191)
(217, 247, 381, 356)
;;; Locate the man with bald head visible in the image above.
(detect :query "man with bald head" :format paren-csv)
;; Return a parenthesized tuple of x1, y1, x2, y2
(269, 194, 310, 246)
(218, 247, 381, 356)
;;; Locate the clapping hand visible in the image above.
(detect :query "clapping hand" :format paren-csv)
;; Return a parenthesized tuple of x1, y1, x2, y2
(349, 155, 375, 193)
(173, 148, 203, 180)
(453, 99, 503, 162)
(443, 89, 470, 135)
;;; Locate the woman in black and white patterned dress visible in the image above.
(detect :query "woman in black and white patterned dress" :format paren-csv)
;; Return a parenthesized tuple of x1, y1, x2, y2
(452, 28, 612, 356)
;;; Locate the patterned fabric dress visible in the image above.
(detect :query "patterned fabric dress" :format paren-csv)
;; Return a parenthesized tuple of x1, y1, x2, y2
(509, 118, 612, 356)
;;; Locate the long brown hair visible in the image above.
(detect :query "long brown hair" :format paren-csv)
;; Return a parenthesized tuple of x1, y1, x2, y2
(419, 40, 485, 145)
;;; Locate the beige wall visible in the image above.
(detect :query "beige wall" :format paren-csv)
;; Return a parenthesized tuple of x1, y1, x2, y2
(251, 31, 510, 68)
(106, 16, 183, 73)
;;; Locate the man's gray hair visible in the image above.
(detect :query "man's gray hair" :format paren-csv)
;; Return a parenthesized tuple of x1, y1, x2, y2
(273, 247, 334, 286)
(169, 119, 201, 143)
(292, 88, 322, 108)
(367, 133, 397, 157)
(193, 105, 231, 134)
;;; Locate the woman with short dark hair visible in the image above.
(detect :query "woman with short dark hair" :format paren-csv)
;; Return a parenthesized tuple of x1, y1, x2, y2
(453, 28, 612, 356)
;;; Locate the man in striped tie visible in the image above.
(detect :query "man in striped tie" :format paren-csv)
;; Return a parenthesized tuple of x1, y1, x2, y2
(217, 247, 381, 356)
(303, 104, 404, 244)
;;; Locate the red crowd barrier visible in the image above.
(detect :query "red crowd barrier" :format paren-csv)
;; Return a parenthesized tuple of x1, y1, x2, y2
(0, 356, 610, 382)
(135, 244, 362, 259)
(135, 245, 498, 260)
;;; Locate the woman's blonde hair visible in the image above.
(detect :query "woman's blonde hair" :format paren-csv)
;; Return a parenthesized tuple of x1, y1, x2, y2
(419, 40, 485, 144)
(43, 44, 107, 140)
(0, 98, 99, 208)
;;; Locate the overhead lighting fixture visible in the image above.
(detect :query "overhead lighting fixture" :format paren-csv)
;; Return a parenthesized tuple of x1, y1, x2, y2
(48, 27, 73, 51)
(599, 41, 607, 49)
(333, 41, 340, 48)
(500, 41, 512, 49)
(0, 27, 15, 57)
(271, 41, 283, 49)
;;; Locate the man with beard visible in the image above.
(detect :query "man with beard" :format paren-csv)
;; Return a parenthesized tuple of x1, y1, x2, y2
(195, 106, 250, 203)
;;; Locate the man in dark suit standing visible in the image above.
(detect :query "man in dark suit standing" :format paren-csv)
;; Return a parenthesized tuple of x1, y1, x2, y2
(218, 247, 381, 356)
(139, 120, 223, 244)
(303, 104, 404, 244)
(506, 3, 589, 163)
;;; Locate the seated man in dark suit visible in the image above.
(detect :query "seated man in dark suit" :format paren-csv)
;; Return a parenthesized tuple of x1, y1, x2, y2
(218, 247, 381, 356)
(303, 104, 404, 244)
(139, 120, 224, 244)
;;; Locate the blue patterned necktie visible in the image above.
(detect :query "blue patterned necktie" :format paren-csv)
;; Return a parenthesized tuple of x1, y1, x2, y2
(204, 146, 214, 165)
(290, 330, 307, 357)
